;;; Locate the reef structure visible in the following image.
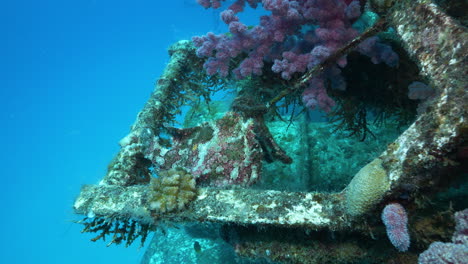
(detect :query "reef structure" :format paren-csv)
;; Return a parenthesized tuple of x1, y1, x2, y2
(74, 0, 467, 256)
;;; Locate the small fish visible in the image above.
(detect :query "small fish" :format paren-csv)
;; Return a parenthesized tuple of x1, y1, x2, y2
(193, 241, 202, 253)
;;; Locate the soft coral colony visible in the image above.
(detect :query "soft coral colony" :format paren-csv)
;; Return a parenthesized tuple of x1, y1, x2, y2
(193, 0, 398, 112)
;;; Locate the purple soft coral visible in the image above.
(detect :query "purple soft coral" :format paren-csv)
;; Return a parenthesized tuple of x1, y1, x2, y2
(418, 209, 468, 264)
(193, 0, 399, 112)
(382, 203, 411, 252)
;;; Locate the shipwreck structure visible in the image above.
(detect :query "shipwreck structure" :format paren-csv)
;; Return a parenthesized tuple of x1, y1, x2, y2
(74, 0, 466, 263)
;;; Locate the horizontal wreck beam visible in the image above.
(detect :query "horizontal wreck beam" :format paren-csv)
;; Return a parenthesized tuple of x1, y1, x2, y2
(75, 185, 348, 230)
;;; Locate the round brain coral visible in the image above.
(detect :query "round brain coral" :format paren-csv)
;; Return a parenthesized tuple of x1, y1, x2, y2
(345, 158, 390, 217)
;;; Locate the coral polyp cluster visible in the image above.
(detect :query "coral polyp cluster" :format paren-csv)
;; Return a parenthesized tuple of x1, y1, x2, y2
(148, 168, 198, 214)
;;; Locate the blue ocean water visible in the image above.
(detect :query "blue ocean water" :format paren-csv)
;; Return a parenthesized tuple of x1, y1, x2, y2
(1, 1, 262, 263)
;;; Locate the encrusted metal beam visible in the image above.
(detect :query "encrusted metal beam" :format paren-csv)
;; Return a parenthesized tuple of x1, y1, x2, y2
(75, 186, 348, 230)
(381, 0, 467, 193)
(102, 41, 198, 186)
